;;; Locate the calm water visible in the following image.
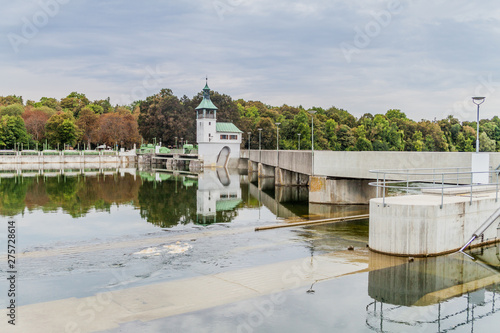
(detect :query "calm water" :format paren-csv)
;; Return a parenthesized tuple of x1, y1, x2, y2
(0, 168, 499, 332)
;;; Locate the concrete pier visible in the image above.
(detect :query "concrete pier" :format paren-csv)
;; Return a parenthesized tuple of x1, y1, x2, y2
(369, 188, 500, 257)
(310, 177, 377, 205)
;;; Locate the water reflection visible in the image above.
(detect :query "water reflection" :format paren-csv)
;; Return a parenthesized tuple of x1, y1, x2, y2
(0, 166, 366, 228)
(0, 168, 247, 227)
(0, 169, 140, 217)
(367, 245, 500, 332)
(196, 168, 242, 225)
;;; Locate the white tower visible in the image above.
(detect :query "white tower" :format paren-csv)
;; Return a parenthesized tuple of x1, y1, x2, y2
(196, 80, 217, 144)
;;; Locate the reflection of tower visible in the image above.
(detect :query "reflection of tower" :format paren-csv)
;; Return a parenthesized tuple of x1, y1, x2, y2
(196, 168, 242, 225)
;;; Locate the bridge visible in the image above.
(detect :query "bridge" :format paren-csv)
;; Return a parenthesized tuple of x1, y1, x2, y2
(241, 150, 500, 204)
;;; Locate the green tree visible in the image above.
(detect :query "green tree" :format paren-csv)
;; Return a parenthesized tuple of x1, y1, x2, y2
(60, 92, 90, 117)
(0, 115, 30, 149)
(0, 95, 23, 106)
(0, 104, 24, 117)
(479, 132, 496, 152)
(45, 112, 79, 147)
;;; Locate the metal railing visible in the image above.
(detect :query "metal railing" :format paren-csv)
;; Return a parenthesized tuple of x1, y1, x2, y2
(369, 167, 500, 209)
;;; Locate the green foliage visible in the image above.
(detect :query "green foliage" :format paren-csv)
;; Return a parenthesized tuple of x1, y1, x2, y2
(0, 104, 24, 117)
(0, 95, 23, 106)
(45, 112, 79, 147)
(0, 115, 30, 149)
(34, 97, 60, 110)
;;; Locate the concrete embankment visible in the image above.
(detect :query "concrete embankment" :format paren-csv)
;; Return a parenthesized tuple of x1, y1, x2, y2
(0, 151, 136, 165)
(369, 188, 500, 257)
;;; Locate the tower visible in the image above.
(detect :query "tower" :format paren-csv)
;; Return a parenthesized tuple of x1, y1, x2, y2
(195, 80, 242, 167)
(196, 80, 217, 144)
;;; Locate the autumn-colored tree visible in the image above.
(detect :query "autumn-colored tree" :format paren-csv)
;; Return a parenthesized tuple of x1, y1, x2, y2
(22, 109, 51, 142)
(93, 112, 140, 149)
(76, 107, 99, 148)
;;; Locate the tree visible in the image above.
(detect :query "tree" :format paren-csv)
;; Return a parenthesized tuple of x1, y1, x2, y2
(22, 109, 51, 142)
(60, 92, 90, 117)
(336, 124, 355, 151)
(45, 112, 79, 147)
(76, 107, 99, 147)
(0, 104, 24, 117)
(33, 97, 61, 111)
(0, 115, 30, 149)
(0, 95, 23, 106)
(479, 132, 496, 152)
(138, 89, 195, 146)
(94, 112, 141, 149)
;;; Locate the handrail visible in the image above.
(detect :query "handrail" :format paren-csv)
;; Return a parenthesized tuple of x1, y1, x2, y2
(369, 168, 500, 209)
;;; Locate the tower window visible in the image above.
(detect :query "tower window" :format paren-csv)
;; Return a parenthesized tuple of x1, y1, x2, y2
(209, 122, 211, 125)
(220, 135, 228, 140)
(230, 135, 237, 140)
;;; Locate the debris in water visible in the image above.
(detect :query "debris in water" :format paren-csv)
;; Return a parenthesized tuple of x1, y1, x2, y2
(134, 247, 158, 255)
(163, 243, 192, 254)
(134, 242, 192, 256)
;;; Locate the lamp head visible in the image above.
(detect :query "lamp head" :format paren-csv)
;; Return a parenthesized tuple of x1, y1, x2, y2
(472, 97, 485, 105)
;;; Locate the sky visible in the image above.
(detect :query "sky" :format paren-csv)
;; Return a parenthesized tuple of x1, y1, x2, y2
(1, 0, 500, 122)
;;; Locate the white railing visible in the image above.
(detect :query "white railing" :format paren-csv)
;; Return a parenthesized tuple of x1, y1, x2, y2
(369, 167, 500, 209)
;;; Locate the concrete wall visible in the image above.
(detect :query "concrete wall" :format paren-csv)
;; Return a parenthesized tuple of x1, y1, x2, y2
(199, 142, 241, 166)
(0, 152, 135, 165)
(314, 151, 500, 180)
(246, 150, 500, 180)
(369, 191, 500, 256)
(309, 176, 377, 204)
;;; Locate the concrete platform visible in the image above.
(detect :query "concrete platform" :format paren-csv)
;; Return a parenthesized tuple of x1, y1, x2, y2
(369, 191, 500, 256)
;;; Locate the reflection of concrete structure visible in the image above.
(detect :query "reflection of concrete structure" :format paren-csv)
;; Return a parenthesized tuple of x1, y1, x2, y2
(196, 81, 242, 167)
(366, 247, 500, 332)
(196, 168, 242, 224)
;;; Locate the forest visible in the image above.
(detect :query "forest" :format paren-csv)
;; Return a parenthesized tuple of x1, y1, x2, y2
(0, 89, 499, 152)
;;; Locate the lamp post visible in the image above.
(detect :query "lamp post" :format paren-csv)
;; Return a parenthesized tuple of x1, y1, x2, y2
(275, 123, 281, 151)
(472, 97, 485, 153)
(258, 128, 262, 151)
(247, 132, 251, 154)
(175, 136, 177, 149)
(308, 111, 317, 174)
(298, 133, 301, 150)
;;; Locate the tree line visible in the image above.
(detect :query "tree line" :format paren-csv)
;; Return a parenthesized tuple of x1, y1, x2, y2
(1, 89, 499, 152)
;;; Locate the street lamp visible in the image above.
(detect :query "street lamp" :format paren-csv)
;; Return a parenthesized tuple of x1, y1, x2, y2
(275, 123, 281, 151)
(175, 136, 177, 149)
(298, 133, 301, 150)
(308, 111, 317, 175)
(472, 97, 485, 153)
(258, 128, 262, 151)
(247, 132, 251, 152)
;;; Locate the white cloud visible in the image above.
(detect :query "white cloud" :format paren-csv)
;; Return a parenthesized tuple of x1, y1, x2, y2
(1, 0, 500, 121)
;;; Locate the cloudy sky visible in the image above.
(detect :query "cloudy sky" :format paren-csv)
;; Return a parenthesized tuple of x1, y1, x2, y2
(1, 0, 499, 121)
